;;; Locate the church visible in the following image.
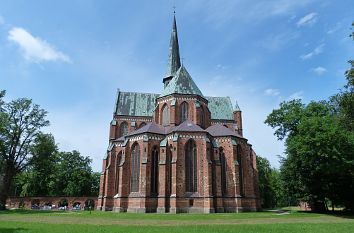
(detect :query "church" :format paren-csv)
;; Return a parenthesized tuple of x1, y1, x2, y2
(97, 15, 260, 213)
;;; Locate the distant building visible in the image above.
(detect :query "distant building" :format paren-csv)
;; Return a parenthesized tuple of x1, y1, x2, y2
(98, 15, 260, 213)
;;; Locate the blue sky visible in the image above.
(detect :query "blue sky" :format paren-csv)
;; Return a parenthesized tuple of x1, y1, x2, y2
(0, 0, 353, 171)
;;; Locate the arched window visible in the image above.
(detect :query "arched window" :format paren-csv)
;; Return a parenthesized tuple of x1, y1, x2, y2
(237, 145, 244, 196)
(199, 107, 205, 128)
(138, 122, 146, 129)
(219, 148, 227, 195)
(185, 140, 197, 192)
(115, 152, 122, 194)
(180, 102, 189, 123)
(151, 147, 159, 196)
(162, 104, 170, 126)
(130, 143, 140, 192)
(119, 122, 128, 137)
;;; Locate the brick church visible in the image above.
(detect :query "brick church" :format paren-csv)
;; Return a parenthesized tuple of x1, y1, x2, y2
(97, 15, 260, 213)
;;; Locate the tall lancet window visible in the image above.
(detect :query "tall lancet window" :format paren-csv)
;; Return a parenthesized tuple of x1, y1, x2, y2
(219, 148, 227, 195)
(199, 107, 205, 128)
(162, 104, 170, 126)
(130, 143, 140, 192)
(119, 122, 128, 137)
(115, 152, 122, 194)
(180, 102, 189, 123)
(185, 139, 197, 192)
(150, 147, 159, 196)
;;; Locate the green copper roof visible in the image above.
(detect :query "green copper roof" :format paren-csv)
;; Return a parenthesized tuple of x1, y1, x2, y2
(115, 90, 159, 116)
(165, 15, 181, 78)
(160, 65, 204, 97)
(206, 96, 234, 120)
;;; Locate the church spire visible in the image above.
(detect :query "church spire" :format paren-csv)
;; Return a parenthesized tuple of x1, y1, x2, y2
(164, 14, 181, 85)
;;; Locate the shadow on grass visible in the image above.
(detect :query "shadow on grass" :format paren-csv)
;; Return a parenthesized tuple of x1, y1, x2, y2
(293, 210, 354, 219)
(0, 228, 27, 233)
(0, 209, 70, 215)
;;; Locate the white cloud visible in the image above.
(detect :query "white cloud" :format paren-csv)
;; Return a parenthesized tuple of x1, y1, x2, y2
(296, 12, 318, 27)
(185, 0, 316, 28)
(288, 91, 304, 100)
(300, 43, 324, 60)
(261, 30, 299, 51)
(311, 66, 327, 75)
(264, 88, 280, 96)
(327, 22, 341, 34)
(8, 27, 71, 63)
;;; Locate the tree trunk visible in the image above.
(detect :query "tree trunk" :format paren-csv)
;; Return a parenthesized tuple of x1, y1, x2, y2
(0, 165, 15, 210)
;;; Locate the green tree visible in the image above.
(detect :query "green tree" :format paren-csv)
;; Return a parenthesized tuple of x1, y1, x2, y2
(55, 150, 94, 196)
(257, 156, 286, 208)
(14, 133, 58, 197)
(0, 94, 49, 209)
(90, 172, 101, 196)
(266, 100, 354, 211)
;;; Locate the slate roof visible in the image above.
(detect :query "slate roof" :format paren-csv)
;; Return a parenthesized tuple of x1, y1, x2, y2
(114, 90, 159, 116)
(206, 124, 242, 137)
(127, 122, 165, 136)
(205, 96, 234, 120)
(160, 66, 204, 97)
(168, 120, 205, 133)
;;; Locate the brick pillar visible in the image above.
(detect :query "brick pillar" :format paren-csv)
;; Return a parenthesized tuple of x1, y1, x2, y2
(157, 145, 167, 213)
(114, 151, 126, 212)
(170, 105, 176, 125)
(103, 152, 116, 211)
(169, 141, 178, 213)
(230, 143, 239, 212)
(233, 111, 243, 136)
(97, 158, 107, 210)
(139, 141, 148, 212)
(201, 140, 214, 213)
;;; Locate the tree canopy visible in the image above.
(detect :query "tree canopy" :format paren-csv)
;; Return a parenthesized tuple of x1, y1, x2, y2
(0, 92, 49, 209)
(1, 92, 99, 209)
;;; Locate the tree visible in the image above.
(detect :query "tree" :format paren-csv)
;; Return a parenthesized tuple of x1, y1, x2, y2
(257, 156, 287, 208)
(266, 100, 354, 211)
(14, 133, 58, 197)
(0, 94, 49, 209)
(55, 150, 94, 196)
(90, 172, 101, 196)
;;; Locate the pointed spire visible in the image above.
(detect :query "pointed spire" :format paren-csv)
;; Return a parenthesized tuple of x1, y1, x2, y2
(234, 101, 241, 111)
(165, 15, 181, 78)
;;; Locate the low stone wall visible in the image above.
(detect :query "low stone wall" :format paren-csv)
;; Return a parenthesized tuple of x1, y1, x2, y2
(6, 196, 98, 210)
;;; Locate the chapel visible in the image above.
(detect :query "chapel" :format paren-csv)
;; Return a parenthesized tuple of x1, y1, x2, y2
(97, 15, 260, 213)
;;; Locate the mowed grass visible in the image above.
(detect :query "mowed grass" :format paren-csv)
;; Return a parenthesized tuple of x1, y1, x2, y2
(0, 209, 353, 233)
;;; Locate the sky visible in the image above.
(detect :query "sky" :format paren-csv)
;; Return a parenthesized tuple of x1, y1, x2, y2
(0, 0, 353, 171)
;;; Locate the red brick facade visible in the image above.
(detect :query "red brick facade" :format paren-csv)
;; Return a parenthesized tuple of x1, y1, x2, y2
(98, 15, 260, 213)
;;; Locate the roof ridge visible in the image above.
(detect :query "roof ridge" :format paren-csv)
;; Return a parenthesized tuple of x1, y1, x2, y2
(119, 90, 160, 96)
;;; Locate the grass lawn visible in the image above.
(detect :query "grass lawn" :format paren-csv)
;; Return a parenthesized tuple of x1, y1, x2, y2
(0, 209, 353, 233)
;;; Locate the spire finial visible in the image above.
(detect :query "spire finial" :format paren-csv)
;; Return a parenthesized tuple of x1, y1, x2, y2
(173, 5, 176, 14)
